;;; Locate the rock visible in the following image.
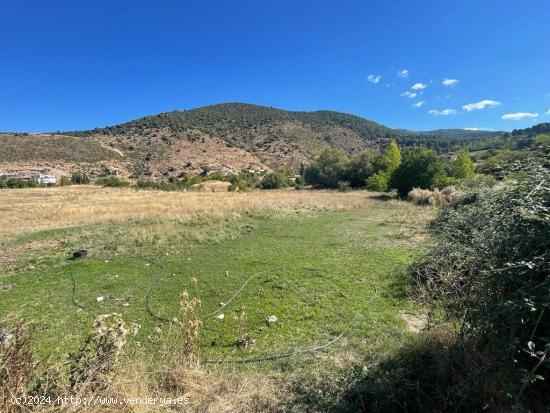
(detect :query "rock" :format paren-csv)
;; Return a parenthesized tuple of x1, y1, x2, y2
(216, 314, 225, 320)
(266, 315, 278, 325)
(0, 332, 14, 343)
(219, 302, 226, 307)
(235, 335, 255, 348)
(224, 271, 229, 277)
(122, 303, 129, 307)
(96, 296, 105, 302)
(72, 250, 88, 259)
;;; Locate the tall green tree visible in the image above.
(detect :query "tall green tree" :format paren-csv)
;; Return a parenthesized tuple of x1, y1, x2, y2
(375, 140, 401, 174)
(344, 149, 378, 187)
(451, 149, 475, 179)
(390, 148, 446, 196)
(304, 148, 349, 188)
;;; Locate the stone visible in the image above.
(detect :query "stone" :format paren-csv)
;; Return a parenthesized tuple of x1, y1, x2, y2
(266, 315, 278, 325)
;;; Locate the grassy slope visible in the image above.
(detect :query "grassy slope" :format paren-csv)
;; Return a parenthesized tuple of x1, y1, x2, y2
(0, 193, 430, 373)
(0, 133, 121, 163)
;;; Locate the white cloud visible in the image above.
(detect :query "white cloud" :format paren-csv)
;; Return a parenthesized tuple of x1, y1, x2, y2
(398, 69, 409, 78)
(367, 74, 381, 84)
(462, 99, 501, 111)
(401, 91, 417, 98)
(429, 108, 457, 116)
(464, 127, 492, 131)
(412, 101, 426, 108)
(502, 112, 539, 120)
(442, 78, 459, 87)
(411, 82, 427, 90)
(546, 108, 550, 115)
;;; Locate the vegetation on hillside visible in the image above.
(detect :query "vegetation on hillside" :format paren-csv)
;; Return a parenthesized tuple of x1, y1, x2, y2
(64, 103, 500, 154)
(0, 133, 121, 163)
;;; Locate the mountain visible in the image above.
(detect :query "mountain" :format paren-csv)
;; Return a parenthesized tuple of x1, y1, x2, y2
(0, 103, 502, 180)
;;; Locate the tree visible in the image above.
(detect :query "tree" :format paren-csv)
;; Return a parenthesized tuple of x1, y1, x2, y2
(375, 140, 401, 174)
(304, 148, 349, 188)
(390, 148, 445, 196)
(344, 150, 378, 188)
(451, 149, 475, 179)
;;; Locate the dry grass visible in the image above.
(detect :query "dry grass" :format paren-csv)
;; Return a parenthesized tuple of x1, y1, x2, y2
(0, 186, 388, 238)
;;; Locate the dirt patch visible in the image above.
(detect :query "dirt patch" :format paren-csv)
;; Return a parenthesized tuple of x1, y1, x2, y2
(0, 282, 14, 292)
(400, 311, 428, 333)
(0, 239, 62, 269)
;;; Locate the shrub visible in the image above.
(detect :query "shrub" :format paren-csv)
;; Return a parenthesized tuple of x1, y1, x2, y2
(365, 171, 389, 191)
(71, 171, 90, 185)
(407, 187, 458, 206)
(59, 175, 72, 186)
(409, 166, 550, 409)
(0, 178, 41, 189)
(260, 170, 292, 189)
(228, 170, 261, 192)
(94, 176, 129, 187)
(336, 180, 351, 192)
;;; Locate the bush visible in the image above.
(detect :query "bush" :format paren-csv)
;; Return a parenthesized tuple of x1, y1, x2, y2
(407, 187, 458, 206)
(408, 166, 550, 410)
(71, 172, 90, 185)
(59, 175, 72, 186)
(0, 178, 41, 189)
(365, 171, 389, 191)
(260, 170, 292, 189)
(228, 170, 261, 192)
(336, 180, 351, 192)
(94, 176, 129, 187)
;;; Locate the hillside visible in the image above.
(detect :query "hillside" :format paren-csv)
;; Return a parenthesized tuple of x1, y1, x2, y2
(1, 103, 504, 180)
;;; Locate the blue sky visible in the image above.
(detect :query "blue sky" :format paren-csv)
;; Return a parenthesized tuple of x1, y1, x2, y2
(1, 0, 549, 132)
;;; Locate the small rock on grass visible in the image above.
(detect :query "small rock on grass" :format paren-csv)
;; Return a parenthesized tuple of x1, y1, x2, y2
(266, 315, 278, 325)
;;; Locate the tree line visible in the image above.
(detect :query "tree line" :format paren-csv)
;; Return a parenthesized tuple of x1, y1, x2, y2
(303, 141, 475, 196)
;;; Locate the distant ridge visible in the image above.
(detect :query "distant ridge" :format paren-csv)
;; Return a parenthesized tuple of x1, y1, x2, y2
(0, 103, 514, 179)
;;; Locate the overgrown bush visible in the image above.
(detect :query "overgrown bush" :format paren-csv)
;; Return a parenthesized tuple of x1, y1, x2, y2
(228, 170, 261, 192)
(365, 171, 389, 191)
(0, 178, 41, 189)
(260, 169, 292, 189)
(336, 180, 351, 192)
(408, 165, 550, 410)
(71, 171, 90, 185)
(338, 166, 549, 412)
(407, 186, 458, 206)
(94, 176, 129, 187)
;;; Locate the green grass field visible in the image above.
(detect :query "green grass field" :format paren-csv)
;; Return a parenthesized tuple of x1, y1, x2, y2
(0, 190, 432, 381)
